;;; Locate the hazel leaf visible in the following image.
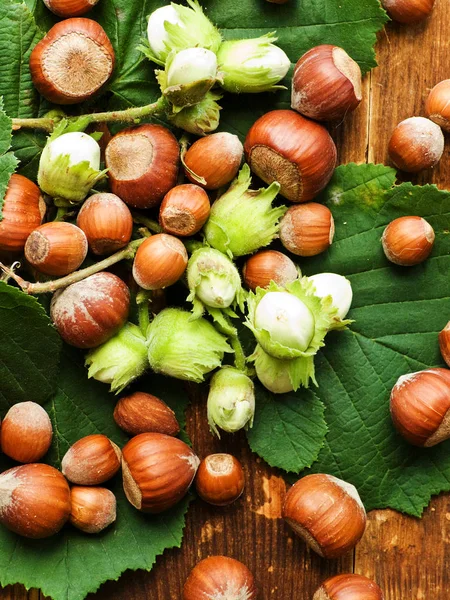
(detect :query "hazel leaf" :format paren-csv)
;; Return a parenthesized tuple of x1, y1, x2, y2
(0, 282, 61, 409)
(0, 1, 44, 119)
(0, 98, 18, 218)
(246, 382, 328, 473)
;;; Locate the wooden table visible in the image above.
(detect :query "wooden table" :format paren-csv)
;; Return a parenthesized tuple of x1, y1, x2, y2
(2, 3, 450, 598)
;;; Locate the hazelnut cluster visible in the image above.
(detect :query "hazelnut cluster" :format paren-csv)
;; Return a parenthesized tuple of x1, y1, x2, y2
(0, 393, 248, 542)
(0, 0, 444, 596)
(0, 403, 119, 538)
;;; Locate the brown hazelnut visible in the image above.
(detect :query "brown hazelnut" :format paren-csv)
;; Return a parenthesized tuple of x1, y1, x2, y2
(114, 392, 180, 437)
(283, 473, 366, 558)
(61, 434, 121, 485)
(195, 454, 245, 506)
(1, 402, 52, 463)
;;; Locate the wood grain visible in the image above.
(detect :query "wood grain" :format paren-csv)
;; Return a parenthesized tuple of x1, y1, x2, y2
(2, 1, 450, 598)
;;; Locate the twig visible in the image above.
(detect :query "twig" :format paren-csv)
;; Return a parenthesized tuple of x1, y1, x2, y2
(0, 238, 145, 294)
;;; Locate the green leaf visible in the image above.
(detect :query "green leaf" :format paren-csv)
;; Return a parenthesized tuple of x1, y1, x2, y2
(0, 282, 61, 409)
(299, 164, 450, 516)
(246, 382, 327, 473)
(23, 0, 57, 32)
(0, 153, 19, 217)
(0, 98, 18, 216)
(0, 98, 13, 155)
(209, 0, 388, 73)
(249, 165, 450, 516)
(0, 346, 191, 600)
(10, 130, 46, 180)
(0, 1, 44, 119)
(95, 0, 162, 109)
(0, 2, 44, 181)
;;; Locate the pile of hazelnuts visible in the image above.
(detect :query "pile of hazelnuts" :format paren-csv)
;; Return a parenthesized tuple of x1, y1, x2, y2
(0, 394, 380, 600)
(0, 393, 242, 534)
(0, 0, 447, 598)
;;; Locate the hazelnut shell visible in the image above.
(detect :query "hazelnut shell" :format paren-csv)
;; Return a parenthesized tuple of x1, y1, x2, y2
(244, 109, 337, 203)
(29, 18, 115, 105)
(1, 402, 53, 463)
(283, 473, 366, 558)
(76, 193, 133, 256)
(195, 454, 245, 506)
(61, 434, 122, 485)
(122, 433, 199, 513)
(105, 124, 179, 209)
(70, 486, 116, 534)
(183, 556, 257, 600)
(0, 464, 71, 539)
(0, 174, 45, 254)
(25, 222, 88, 277)
(390, 368, 450, 447)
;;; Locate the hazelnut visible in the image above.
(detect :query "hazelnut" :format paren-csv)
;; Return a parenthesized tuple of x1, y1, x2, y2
(244, 109, 337, 203)
(1, 402, 52, 463)
(43, 0, 100, 18)
(388, 117, 444, 173)
(280, 203, 335, 256)
(195, 454, 245, 506)
(283, 473, 366, 558)
(132, 234, 188, 290)
(76, 193, 133, 256)
(381, 0, 435, 23)
(50, 272, 130, 349)
(159, 184, 210, 237)
(313, 574, 384, 600)
(425, 80, 450, 132)
(183, 132, 243, 190)
(0, 464, 70, 538)
(242, 250, 298, 291)
(25, 222, 88, 277)
(292, 45, 362, 121)
(183, 556, 257, 600)
(439, 322, 450, 368)
(105, 124, 179, 209)
(29, 18, 115, 105)
(390, 368, 450, 447)
(0, 174, 45, 254)
(61, 434, 121, 485)
(69, 486, 116, 534)
(122, 433, 199, 513)
(381, 216, 434, 266)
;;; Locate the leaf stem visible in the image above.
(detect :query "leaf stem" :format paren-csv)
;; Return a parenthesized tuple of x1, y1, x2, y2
(0, 238, 145, 295)
(136, 289, 152, 334)
(219, 312, 247, 373)
(54, 207, 71, 222)
(11, 97, 168, 133)
(0, 261, 21, 283)
(132, 212, 162, 233)
(230, 332, 247, 373)
(12, 117, 56, 133)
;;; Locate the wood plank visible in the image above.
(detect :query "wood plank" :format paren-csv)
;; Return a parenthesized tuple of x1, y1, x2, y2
(355, 496, 450, 599)
(0, 587, 39, 600)
(368, 6, 450, 186)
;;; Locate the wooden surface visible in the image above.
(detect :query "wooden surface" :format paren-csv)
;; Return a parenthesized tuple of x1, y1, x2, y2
(3, 2, 450, 599)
